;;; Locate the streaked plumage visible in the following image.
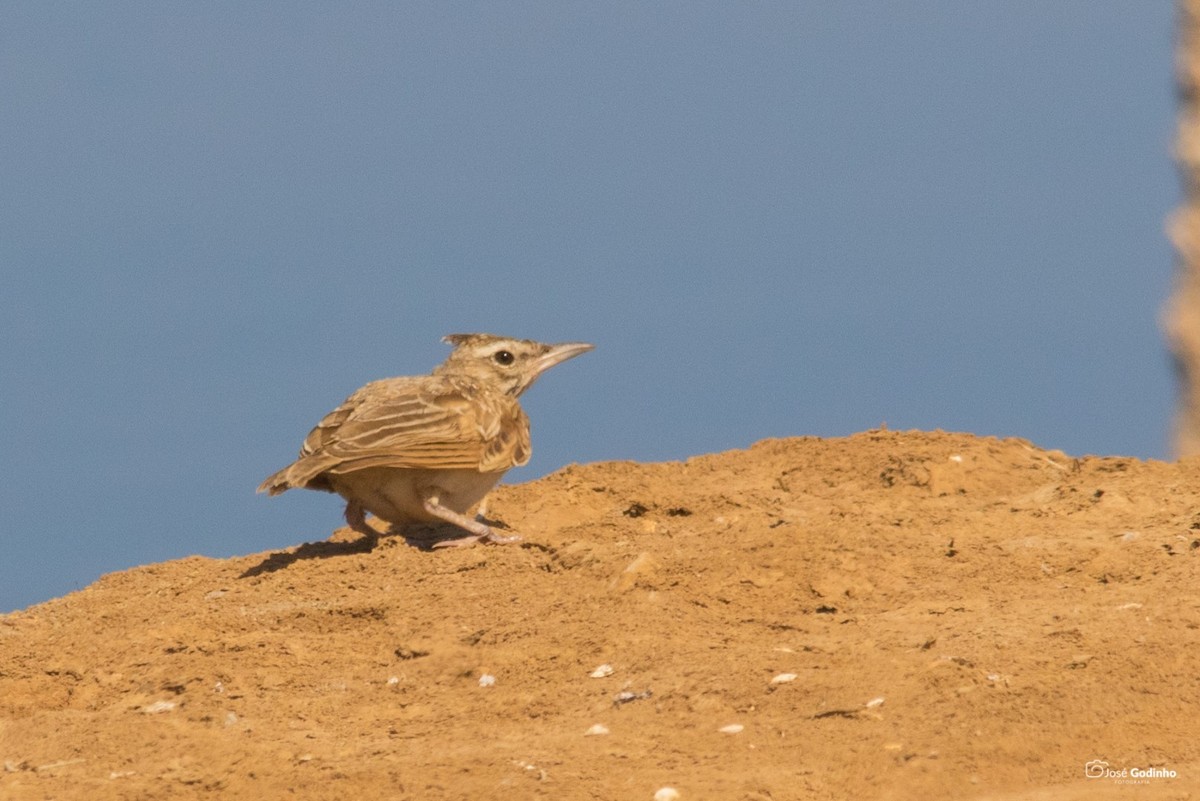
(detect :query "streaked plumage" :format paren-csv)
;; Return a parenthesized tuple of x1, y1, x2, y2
(259, 334, 593, 547)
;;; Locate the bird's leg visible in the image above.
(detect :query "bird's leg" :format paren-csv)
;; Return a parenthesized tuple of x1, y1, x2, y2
(420, 489, 522, 549)
(344, 501, 379, 548)
(472, 494, 506, 527)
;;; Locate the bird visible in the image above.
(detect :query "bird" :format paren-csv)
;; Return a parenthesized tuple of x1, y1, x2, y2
(258, 333, 594, 548)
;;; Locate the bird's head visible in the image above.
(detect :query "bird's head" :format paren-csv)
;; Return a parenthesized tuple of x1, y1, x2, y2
(434, 333, 593, 396)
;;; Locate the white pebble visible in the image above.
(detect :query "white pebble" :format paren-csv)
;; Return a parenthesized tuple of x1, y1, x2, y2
(654, 788, 681, 801)
(770, 672, 798, 685)
(590, 663, 614, 678)
(949, 454, 963, 463)
(387, 676, 400, 686)
(224, 712, 238, 726)
(479, 673, 496, 688)
(142, 700, 176, 714)
(718, 723, 744, 734)
(584, 723, 610, 736)
(865, 697, 885, 709)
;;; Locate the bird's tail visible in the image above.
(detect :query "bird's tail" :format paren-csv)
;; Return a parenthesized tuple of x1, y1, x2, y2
(257, 467, 294, 496)
(258, 457, 336, 495)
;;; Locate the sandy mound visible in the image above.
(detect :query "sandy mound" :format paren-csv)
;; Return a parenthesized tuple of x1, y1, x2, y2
(2, 430, 1199, 800)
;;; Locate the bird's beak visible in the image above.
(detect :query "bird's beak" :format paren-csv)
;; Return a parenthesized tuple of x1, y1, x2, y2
(532, 342, 594, 377)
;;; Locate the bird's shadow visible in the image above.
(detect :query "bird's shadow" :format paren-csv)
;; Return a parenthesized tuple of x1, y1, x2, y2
(237, 536, 375, 578)
(237, 516, 514, 578)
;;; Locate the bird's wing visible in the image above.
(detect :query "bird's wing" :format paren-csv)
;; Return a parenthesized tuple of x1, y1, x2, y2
(259, 376, 529, 494)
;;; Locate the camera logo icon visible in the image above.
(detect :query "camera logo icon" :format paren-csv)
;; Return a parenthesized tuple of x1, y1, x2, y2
(1085, 759, 1109, 779)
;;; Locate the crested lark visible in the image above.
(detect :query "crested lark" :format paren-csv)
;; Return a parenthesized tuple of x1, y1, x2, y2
(259, 334, 593, 548)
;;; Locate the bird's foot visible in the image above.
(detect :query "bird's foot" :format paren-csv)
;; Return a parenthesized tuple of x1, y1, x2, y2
(431, 528, 523, 549)
(417, 490, 522, 548)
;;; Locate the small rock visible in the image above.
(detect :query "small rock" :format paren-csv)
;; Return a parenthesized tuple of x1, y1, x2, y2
(584, 723, 610, 736)
(479, 673, 496, 688)
(224, 712, 238, 726)
(614, 689, 653, 706)
(623, 502, 649, 518)
(612, 553, 659, 592)
(770, 672, 798, 685)
(514, 759, 547, 780)
(142, 700, 176, 714)
(387, 676, 400, 686)
(865, 697, 885, 709)
(718, 723, 744, 734)
(36, 758, 85, 772)
(654, 788, 681, 801)
(590, 663, 614, 678)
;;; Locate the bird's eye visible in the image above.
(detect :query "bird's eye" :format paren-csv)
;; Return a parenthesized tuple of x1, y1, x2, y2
(493, 350, 515, 366)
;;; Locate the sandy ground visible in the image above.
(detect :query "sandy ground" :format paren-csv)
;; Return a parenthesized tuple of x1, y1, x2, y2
(2, 430, 1200, 800)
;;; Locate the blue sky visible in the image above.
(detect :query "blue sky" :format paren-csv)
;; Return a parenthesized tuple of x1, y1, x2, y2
(0, 3, 1178, 612)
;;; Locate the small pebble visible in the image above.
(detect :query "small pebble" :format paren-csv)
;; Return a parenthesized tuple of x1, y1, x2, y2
(865, 697, 885, 709)
(718, 723, 744, 734)
(654, 788, 681, 801)
(614, 689, 652, 705)
(770, 672, 798, 685)
(387, 676, 400, 686)
(224, 712, 238, 726)
(590, 663, 614, 678)
(584, 723, 610, 736)
(142, 700, 176, 714)
(479, 673, 496, 688)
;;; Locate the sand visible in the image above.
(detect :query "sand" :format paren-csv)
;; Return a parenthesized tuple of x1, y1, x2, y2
(2, 430, 1198, 800)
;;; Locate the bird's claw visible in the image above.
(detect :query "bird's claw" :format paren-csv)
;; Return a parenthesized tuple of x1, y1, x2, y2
(431, 529, 523, 549)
